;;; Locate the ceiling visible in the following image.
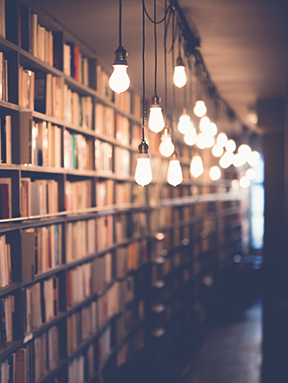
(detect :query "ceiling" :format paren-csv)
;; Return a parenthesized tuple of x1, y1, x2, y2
(33, 0, 288, 132)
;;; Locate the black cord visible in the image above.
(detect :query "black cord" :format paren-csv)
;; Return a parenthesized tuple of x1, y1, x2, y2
(154, 0, 157, 96)
(164, 0, 167, 124)
(172, 10, 176, 135)
(143, 0, 171, 24)
(119, 0, 122, 47)
(142, 0, 145, 140)
(178, 24, 181, 58)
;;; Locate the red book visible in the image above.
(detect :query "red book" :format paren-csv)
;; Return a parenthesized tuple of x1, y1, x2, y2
(74, 46, 80, 82)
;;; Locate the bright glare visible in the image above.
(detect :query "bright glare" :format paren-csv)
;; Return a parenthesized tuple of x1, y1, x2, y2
(148, 105, 165, 133)
(247, 151, 260, 166)
(109, 65, 130, 94)
(190, 155, 204, 178)
(219, 151, 234, 168)
(209, 122, 218, 136)
(173, 66, 187, 88)
(196, 133, 208, 149)
(199, 116, 211, 134)
(184, 128, 197, 146)
(238, 144, 252, 158)
(205, 135, 215, 148)
(246, 168, 256, 180)
(226, 139, 236, 152)
(209, 166, 221, 181)
(178, 112, 193, 134)
(135, 157, 152, 186)
(231, 179, 239, 189)
(240, 176, 250, 188)
(217, 133, 228, 147)
(212, 144, 224, 157)
(233, 153, 246, 167)
(159, 134, 175, 157)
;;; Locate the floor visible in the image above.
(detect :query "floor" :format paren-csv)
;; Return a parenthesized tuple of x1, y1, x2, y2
(183, 301, 262, 383)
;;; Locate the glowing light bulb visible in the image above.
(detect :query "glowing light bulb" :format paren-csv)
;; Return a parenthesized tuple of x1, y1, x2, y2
(178, 109, 193, 134)
(199, 116, 211, 134)
(246, 168, 256, 180)
(233, 153, 246, 167)
(148, 96, 165, 133)
(226, 139, 236, 152)
(212, 144, 224, 158)
(231, 179, 239, 189)
(159, 129, 174, 157)
(190, 155, 204, 178)
(135, 156, 152, 186)
(209, 166, 221, 181)
(184, 127, 197, 146)
(209, 122, 218, 136)
(109, 46, 130, 94)
(205, 135, 215, 148)
(247, 151, 260, 166)
(167, 158, 183, 186)
(196, 133, 207, 149)
(238, 144, 252, 158)
(219, 152, 234, 168)
(239, 176, 250, 188)
(217, 133, 228, 147)
(173, 57, 187, 88)
(194, 100, 207, 118)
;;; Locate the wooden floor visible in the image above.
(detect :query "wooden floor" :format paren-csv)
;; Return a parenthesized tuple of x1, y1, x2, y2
(184, 301, 262, 383)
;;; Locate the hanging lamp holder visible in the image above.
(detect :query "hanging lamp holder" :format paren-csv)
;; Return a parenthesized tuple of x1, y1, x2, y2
(138, 139, 149, 155)
(113, 46, 128, 65)
(151, 94, 161, 106)
(176, 56, 185, 67)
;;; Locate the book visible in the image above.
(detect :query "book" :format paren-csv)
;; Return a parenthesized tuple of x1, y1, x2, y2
(0, 178, 11, 219)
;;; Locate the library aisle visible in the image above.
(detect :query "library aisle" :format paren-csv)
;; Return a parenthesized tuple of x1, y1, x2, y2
(184, 301, 262, 383)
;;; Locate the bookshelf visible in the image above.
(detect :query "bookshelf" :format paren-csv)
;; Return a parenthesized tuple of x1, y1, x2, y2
(0, 0, 251, 382)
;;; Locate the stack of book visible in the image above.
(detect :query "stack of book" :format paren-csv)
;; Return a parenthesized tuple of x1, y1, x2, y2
(66, 219, 96, 263)
(63, 86, 93, 129)
(95, 104, 115, 136)
(66, 263, 92, 308)
(65, 180, 92, 211)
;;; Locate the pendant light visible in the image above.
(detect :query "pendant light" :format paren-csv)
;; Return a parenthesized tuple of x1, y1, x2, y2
(135, 0, 152, 187)
(190, 154, 204, 178)
(225, 139, 236, 153)
(217, 132, 228, 147)
(178, 108, 193, 134)
(148, 0, 165, 133)
(167, 152, 183, 187)
(212, 144, 224, 157)
(209, 166, 221, 181)
(109, 0, 130, 94)
(184, 127, 197, 146)
(173, 31, 187, 88)
(246, 168, 256, 180)
(247, 150, 260, 167)
(219, 151, 234, 168)
(193, 64, 206, 117)
(159, 127, 174, 157)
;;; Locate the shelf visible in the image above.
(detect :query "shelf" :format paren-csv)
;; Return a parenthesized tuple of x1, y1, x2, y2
(0, 282, 21, 297)
(0, 340, 22, 361)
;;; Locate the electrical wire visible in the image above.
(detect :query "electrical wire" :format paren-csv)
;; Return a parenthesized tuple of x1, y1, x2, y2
(154, 0, 157, 96)
(164, 0, 168, 123)
(142, 0, 146, 140)
(143, 0, 171, 24)
(119, 0, 122, 47)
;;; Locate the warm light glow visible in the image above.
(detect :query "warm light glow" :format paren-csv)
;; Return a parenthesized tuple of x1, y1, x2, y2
(184, 127, 197, 146)
(190, 155, 204, 178)
(205, 135, 215, 148)
(199, 116, 211, 134)
(178, 109, 193, 134)
(173, 65, 187, 88)
(148, 105, 165, 133)
(135, 157, 152, 186)
(226, 139, 236, 152)
(212, 144, 224, 157)
(217, 133, 228, 147)
(238, 144, 252, 158)
(231, 179, 239, 189)
(209, 166, 221, 181)
(167, 159, 183, 186)
(239, 176, 250, 188)
(194, 100, 207, 118)
(159, 132, 175, 157)
(233, 153, 246, 167)
(246, 168, 256, 180)
(209, 122, 218, 136)
(109, 65, 130, 94)
(247, 150, 260, 166)
(196, 133, 208, 149)
(219, 151, 234, 168)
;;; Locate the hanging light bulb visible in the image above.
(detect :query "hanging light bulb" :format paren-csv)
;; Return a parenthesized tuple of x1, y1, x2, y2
(219, 151, 234, 168)
(225, 139, 236, 152)
(178, 109, 193, 134)
(217, 132, 228, 147)
(196, 133, 207, 149)
(209, 166, 221, 181)
(109, 0, 130, 94)
(184, 127, 197, 146)
(212, 144, 224, 158)
(148, 95, 165, 133)
(238, 144, 252, 159)
(205, 135, 215, 148)
(209, 121, 218, 136)
(233, 153, 246, 167)
(173, 57, 187, 88)
(167, 153, 183, 187)
(246, 168, 256, 180)
(247, 150, 260, 166)
(135, 140, 152, 187)
(159, 127, 174, 157)
(199, 116, 211, 134)
(231, 179, 239, 190)
(239, 176, 250, 188)
(194, 100, 207, 118)
(190, 155, 204, 178)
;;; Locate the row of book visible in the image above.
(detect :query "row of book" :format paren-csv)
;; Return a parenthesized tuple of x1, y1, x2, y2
(0, 235, 12, 288)
(63, 86, 93, 129)
(0, 294, 14, 348)
(115, 241, 148, 278)
(114, 211, 148, 244)
(96, 179, 114, 207)
(30, 121, 62, 168)
(0, 178, 11, 219)
(114, 147, 131, 178)
(67, 301, 97, 356)
(66, 219, 96, 264)
(66, 263, 92, 308)
(95, 103, 115, 137)
(96, 215, 113, 251)
(65, 180, 92, 211)
(68, 354, 85, 383)
(25, 276, 59, 334)
(0, 115, 12, 165)
(116, 327, 145, 368)
(19, 66, 34, 110)
(0, 52, 8, 102)
(20, 178, 58, 217)
(63, 130, 93, 171)
(95, 139, 113, 174)
(63, 43, 89, 86)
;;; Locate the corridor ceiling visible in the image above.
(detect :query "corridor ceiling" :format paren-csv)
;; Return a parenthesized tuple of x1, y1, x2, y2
(33, 0, 288, 131)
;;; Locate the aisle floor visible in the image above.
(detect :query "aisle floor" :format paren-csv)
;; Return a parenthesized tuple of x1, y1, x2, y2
(184, 301, 262, 383)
